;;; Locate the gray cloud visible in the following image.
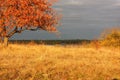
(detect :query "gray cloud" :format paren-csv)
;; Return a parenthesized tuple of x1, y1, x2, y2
(55, 0, 83, 6)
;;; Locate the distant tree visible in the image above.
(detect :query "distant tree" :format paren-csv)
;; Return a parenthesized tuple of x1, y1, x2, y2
(0, 0, 59, 46)
(100, 28, 120, 47)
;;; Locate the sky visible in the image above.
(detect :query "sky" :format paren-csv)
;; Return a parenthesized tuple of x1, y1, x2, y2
(11, 0, 120, 40)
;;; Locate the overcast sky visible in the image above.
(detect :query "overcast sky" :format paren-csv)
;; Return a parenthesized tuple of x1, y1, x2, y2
(12, 0, 120, 40)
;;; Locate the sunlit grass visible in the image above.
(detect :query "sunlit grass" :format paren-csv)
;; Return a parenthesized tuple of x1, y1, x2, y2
(0, 43, 120, 80)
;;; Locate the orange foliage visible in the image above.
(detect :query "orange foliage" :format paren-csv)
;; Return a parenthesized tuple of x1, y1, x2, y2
(0, 0, 59, 38)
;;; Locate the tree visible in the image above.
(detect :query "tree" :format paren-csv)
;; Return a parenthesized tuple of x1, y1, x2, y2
(100, 28, 120, 47)
(0, 0, 59, 46)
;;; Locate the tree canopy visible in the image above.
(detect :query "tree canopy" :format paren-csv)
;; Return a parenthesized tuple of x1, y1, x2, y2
(0, 0, 59, 40)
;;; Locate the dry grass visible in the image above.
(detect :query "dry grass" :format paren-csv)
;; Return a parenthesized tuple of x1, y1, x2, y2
(0, 44, 120, 80)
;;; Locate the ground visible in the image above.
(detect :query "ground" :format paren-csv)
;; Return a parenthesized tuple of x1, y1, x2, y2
(0, 44, 120, 80)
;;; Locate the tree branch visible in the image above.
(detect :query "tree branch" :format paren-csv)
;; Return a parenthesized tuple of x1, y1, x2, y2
(7, 27, 17, 38)
(7, 27, 40, 38)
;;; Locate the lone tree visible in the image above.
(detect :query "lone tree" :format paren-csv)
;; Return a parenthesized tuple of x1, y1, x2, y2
(0, 0, 59, 46)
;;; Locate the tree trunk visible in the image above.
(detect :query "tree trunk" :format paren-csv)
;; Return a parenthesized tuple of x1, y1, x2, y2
(0, 38, 2, 45)
(4, 37, 8, 46)
(0, 37, 2, 43)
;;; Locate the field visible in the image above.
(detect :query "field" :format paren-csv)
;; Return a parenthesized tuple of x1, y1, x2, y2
(0, 42, 120, 80)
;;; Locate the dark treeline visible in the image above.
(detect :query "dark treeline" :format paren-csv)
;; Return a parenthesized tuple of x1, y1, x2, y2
(9, 40, 91, 45)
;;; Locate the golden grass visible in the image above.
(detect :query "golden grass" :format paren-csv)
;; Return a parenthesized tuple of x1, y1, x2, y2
(0, 44, 120, 80)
